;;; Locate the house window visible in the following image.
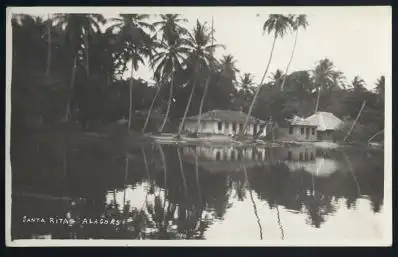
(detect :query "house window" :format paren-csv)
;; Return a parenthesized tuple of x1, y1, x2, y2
(218, 122, 222, 131)
(289, 126, 293, 134)
(225, 122, 229, 131)
(312, 127, 315, 135)
(301, 127, 304, 135)
(310, 152, 315, 160)
(304, 151, 308, 161)
(216, 151, 221, 161)
(299, 152, 303, 161)
(239, 123, 243, 132)
(232, 123, 237, 132)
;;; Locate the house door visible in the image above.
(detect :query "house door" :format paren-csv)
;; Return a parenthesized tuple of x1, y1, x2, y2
(253, 124, 257, 136)
(306, 127, 310, 139)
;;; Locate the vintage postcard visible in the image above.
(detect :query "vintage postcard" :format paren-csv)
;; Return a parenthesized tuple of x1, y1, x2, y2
(5, 6, 392, 246)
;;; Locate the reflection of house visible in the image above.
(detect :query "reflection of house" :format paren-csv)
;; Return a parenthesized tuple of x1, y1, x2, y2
(283, 146, 340, 177)
(278, 112, 343, 142)
(182, 146, 275, 172)
(181, 110, 267, 137)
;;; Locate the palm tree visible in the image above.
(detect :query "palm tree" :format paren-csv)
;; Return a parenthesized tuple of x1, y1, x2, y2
(177, 20, 224, 136)
(240, 14, 292, 137)
(269, 69, 285, 89)
(53, 13, 106, 121)
(311, 58, 344, 113)
(375, 75, 385, 104)
(280, 15, 308, 91)
(152, 14, 189, 43)
(351, 76, 366, 92)
(109, 14, 155, 132)
(151, 15, 190, 133)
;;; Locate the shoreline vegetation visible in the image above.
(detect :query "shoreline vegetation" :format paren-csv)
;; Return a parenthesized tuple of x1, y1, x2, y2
(11, 13, 384, 152)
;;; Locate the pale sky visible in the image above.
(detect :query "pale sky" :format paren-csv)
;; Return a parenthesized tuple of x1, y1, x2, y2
(9, 6, 392, 90)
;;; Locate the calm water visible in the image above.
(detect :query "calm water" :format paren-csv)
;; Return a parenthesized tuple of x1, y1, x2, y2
(11, 135, 385, 241)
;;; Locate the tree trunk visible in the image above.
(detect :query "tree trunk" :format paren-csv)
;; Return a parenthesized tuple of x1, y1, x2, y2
(241, 33, 277, 137)
(314, 86, 321, 113)
(178, 78, 197, 136)
(196, 76, 211, 133)
(128, 63, 134, 131)
(84, 30, 89, 77)
(344, 100, 367, 142)
(45, 15, 52, 80)
(142, 82, 161, 134)
(64, 56, 77, 122)
(280, 28, 299, 91)
(159, 72, 174, 133)
(368, 129, 384, 143)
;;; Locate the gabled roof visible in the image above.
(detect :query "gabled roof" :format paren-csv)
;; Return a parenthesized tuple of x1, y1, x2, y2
(185, 110, 265, 124)
(304, 112, 343, 131)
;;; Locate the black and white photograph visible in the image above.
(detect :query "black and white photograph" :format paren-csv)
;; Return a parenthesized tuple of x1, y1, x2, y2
(5, 6, 391, 246)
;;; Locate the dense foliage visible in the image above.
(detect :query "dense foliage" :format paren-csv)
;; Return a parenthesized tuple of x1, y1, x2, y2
(11, 14, 384, 141)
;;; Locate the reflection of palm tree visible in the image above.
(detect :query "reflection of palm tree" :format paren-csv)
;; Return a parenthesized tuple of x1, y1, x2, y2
(193, 150, 203, 204)
(343, 153, 362, 196)
(177, 147, 188, 198)
(241, 159, 263, 240)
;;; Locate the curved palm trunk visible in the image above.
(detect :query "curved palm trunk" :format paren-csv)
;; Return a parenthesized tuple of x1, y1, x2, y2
(159, 72, 174, 133)
(64, 56, 77, 122)
(45, 16, 52, 80)
(344, 100, 367, 142)
(280, 28, 299, 91)
(128, 63, 134, 131)
(196, 76, 211, 134)
(142, 82, 161, 134)
(241, 33, 277, 137)
(178, 78, 197, 136)
(368, 129, 384, 143)
(314, 86, 321, 113)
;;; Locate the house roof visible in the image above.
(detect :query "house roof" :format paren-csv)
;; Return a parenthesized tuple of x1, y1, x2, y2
(304, 112, 343, 131)
(289, 115, 317, 127)
(185, 110, 265, 124)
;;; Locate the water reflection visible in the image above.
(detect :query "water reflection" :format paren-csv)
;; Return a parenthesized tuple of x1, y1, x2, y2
(11, 138, 384, 240)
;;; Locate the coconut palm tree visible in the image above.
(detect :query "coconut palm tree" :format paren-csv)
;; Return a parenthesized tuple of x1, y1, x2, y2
(280, 15, 308, 91)
(109, 14, 155, 132)
(351, 76, 366, 92)
(240, 14, 292, 137)
(152, 14, 189, 43)
(151, 16, 190, 133)
(177, 20, 224, 137)
(312, 58, 344, 113)
(53, 13, 106, 122)
(375, 75, 385, 104)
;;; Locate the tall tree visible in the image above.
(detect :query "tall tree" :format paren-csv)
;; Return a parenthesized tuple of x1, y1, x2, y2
(311, 58, 344, 113)
(109, 14, 155, 132)
(240, 14, 292, 137)
(280, 15, 308, 91)
(53, 13, 106, 122)
(375, 75, 385, 104)
(177, 20, 223, 136)
(151, 15, 190, 133)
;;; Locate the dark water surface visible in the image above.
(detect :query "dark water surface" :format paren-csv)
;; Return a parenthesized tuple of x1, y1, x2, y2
(11, 135, 385, 240)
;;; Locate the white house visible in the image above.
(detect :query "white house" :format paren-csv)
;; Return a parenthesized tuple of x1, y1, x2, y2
(180, 109, 268, 137)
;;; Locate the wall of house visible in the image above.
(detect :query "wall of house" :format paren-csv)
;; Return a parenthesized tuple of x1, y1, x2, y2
(181, 120, 266, 137)
(277, 126, 317, 142)
(317, 130, 336, 141)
